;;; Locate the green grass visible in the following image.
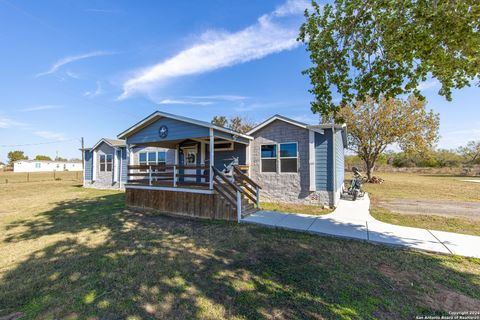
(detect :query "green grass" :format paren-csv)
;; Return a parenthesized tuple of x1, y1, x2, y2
(371, 207, 480, 236)
(1, 181, 479, 319)
(260, 202, 332, 215)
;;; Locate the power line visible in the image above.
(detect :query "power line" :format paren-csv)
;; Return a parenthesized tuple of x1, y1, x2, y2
(0, 138, 78, 148)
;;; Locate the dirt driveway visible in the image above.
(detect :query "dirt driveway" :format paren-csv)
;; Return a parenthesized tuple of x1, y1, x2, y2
(377, 199, 480, 220)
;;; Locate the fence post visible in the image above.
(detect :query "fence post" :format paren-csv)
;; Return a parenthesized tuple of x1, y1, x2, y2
(236, 190, 242, 223)
(53, 170, 56, 180)
(173, 166, 177, 187)
(149, 166, 152, 186)
(27, 172, 29, 182)
(255, 186, 260, 208)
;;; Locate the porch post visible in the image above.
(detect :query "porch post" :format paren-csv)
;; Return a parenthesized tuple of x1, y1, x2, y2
(209, 128, 214, 190)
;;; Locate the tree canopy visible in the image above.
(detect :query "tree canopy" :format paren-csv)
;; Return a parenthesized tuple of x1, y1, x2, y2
(298, 0, 480, 117)
(211, 115, 256, 134)
(338, 95, 439, 180)
(34, 155, 52, 161)
(7, 150, 28, 165)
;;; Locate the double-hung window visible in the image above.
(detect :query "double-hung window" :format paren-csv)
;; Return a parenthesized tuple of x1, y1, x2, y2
(261, 144, 277, 173)
(279, 143, 298, 172)
(100, 154, 113, 172)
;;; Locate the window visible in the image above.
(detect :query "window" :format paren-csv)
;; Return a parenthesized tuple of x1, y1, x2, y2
(139, 152, 147, 166)
(106, 154, 113, 172)
(214, 141, 234, 151)
(100, 154, 113, 172)
(280, 143, 297, 172)
(261, 144, 277, 172)
(148, 151, 156, 164)
(35, 163, 41, 169)
(157, 151, 166, 165)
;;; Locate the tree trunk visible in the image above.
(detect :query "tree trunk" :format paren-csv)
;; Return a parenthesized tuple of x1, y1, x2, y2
(365, 161, 375, 182)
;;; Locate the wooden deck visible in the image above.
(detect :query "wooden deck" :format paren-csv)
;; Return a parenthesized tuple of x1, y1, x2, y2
(125, 164, 259, 221)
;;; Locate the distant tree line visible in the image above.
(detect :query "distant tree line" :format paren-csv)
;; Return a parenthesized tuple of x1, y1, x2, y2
(346, 142, 480, 171)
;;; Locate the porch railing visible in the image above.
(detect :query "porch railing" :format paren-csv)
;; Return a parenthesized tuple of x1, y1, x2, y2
(233, 166, 261, 209)
(212, 166, 244, 222)
(127, 164, 209, 188)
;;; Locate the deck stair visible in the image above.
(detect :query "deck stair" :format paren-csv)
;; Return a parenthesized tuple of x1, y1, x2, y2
(212, 166, 262, 221)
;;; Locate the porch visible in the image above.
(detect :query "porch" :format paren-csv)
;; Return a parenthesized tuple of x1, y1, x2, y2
(125, 164, 261, 221)
(119, 111, 261, 221)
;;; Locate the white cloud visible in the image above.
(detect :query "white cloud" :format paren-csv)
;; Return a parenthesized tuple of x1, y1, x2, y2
(36, 51, 114, 77)
(0, 117, 24, 128)
(119, 0, 308, 99)
(84, 81, 103, 98)
(33, 130, 65, 141)
(417, 79, 441, 91)
(21, 105, 62, 112)
(157, 99, 214, 106)
(65, 70, 82, 79)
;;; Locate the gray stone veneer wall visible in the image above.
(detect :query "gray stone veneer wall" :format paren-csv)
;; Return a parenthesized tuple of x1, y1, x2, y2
(250, 120, 333, 206)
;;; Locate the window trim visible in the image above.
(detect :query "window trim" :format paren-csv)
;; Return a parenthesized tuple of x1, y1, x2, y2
(259, 142, 299, 174)
(279, 142, 298, 173)
(260, 143, 278, 173)
(99, 153, 113, 172)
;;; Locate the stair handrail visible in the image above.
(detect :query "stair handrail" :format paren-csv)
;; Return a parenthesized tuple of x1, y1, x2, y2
(212, 166, 244, 222)
(233, 166, 261, 209)
(233, 166, 261, 189)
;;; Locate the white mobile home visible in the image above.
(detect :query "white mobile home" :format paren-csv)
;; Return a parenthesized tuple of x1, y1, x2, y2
(13, 160, 82, 173)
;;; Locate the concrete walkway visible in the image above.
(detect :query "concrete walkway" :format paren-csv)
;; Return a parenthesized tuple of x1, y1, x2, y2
(241, 194, 480, 258)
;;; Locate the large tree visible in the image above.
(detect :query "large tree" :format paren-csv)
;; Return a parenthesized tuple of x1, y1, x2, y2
(35, 155, 52, 161)
(338, 96, 439, 181)
(298, 0, 480, 117)
(7, 150, 28, 165)
(211, 115, 256, 134)
(458, 140, 480, 164)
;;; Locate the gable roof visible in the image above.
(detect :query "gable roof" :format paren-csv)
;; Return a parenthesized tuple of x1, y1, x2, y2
(91, 138, 126, 150)
(117, 110, 253, 140)
(247, 114, 311, 135)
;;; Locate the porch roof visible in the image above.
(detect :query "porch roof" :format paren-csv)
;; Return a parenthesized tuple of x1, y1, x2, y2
(117, 111, 253, 142)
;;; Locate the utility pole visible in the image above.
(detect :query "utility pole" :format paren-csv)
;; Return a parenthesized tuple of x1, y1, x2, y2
(81, 137, 84, 170)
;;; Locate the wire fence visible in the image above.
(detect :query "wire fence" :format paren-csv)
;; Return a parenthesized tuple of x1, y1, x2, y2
(0, 171, 83, 184)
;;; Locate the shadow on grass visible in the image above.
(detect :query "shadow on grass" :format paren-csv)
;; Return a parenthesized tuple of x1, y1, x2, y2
(1, 193, 480, 319)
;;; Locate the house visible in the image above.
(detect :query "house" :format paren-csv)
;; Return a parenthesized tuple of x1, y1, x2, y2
(13, 160, 82, 172)
(84, 111, 347, 221)
(83, 138, 175, 189)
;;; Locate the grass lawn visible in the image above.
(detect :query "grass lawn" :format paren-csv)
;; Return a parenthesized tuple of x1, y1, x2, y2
(361, 172, 480, 235)
(260, 202, 332, 215)
(1, 181, 479, 319)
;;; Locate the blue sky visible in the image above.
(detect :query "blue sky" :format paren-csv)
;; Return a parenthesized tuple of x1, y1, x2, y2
(0, 0, 478, 162)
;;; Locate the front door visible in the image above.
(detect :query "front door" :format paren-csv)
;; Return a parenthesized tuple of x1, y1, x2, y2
(182, 147, 197, 181)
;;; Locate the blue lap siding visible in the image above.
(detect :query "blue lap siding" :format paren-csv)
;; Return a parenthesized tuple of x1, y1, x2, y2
(127, 118, 209, 144)
(84, 150, 93, 181)
(314, 131, 334, 191)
